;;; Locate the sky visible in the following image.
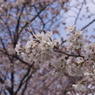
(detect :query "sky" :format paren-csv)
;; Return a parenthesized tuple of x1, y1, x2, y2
(58, 0, 95, 40)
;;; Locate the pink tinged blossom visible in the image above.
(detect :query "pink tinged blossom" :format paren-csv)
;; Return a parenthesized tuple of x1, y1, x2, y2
(66, 25, 76, 33)
(76, 57, 84, 64)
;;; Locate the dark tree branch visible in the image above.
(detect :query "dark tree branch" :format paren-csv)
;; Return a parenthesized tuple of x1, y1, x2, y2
(54, 48, 84, 58)
(0, 49, 30, 66)
(14, 4, 25, 48)
(74, 3, 84, 25)
(5, 24, 14, 44)
(14, 63, 35, 95)
(11, 65, 14, 95)
(19, 4, 49, 35)
(81, 19, 95, 30)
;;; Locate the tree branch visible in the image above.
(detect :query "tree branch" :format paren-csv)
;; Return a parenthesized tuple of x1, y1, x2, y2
(81, 19, 95, 30)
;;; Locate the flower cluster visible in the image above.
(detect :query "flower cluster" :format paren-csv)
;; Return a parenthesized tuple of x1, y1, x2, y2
(66, 25, 85, 52)
(84, 43, 95, 60)
(15, 31, 60, 63)
(15, 26, 95, 91)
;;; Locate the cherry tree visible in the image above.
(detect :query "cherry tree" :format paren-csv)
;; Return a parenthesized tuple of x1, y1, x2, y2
(0, 0, 95, 95)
